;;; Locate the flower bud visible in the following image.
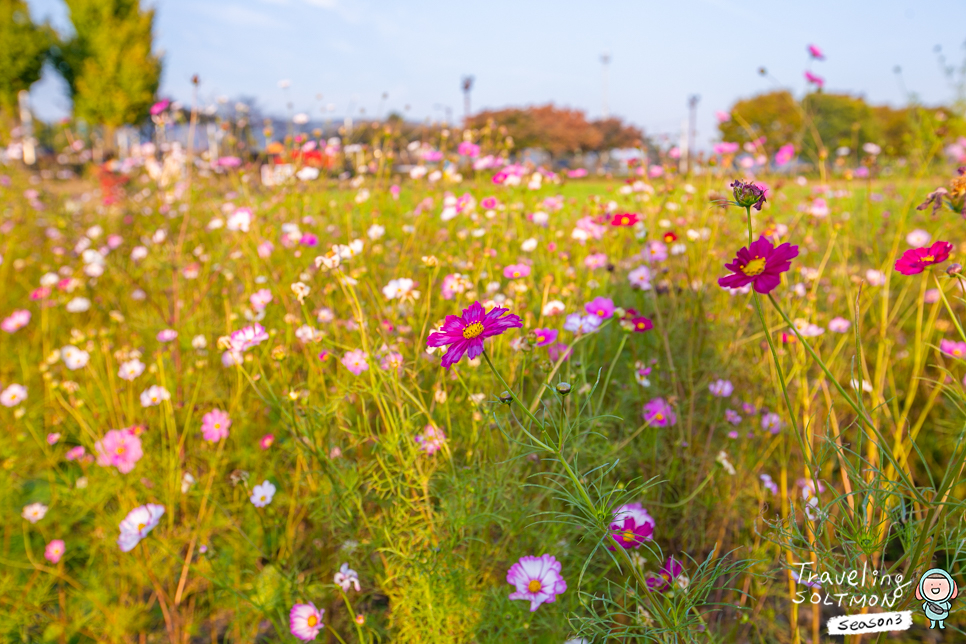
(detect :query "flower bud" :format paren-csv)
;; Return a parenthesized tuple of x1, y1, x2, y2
(499, 391, 513, 405)
(555, 382, 572, 396)
(947, 263, 962, 276)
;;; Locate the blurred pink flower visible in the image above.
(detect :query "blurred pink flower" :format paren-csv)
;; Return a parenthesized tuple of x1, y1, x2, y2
(44, 539, 65, 564)
(95, 429, 144, 474)
(1, 309, 30, 333)
(201, 409, 231, 442)
(342, 349, 369, 375)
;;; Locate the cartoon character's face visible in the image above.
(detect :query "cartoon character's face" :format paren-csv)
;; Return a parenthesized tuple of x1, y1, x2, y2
(923, 577, 952, 600)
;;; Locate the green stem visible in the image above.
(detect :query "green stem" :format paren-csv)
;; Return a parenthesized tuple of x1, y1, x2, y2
(596, 333, 628, 415)
(752, 292, 799, 436)
(745, 205, 753, 246)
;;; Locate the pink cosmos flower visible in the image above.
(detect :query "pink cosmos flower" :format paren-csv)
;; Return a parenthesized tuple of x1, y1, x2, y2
(894, 241, 953, 275)
(725, 409, 742, 424)
(290, 603, 324, 641)
(807, 44, 825, 60)
(390, 184, 401, 199)
(457, 141, 480, 157)
(415, 425, 446, 454)
(44, 539, 65, 564)
(828, 317, 851, 333)
(506, 554, 567, 611)
(481, 196, 498, 209)
(342, 349, 369, 375)
(230, 324, 269, 351)
(643, 397, 676, 427)
(426, 301, 523, 369)
(260, 434, 274, 449)
(709, 379, 734, 397)
(140, 385, 170, 407)
(66, 446, 86, 461)
(380, 351, 404, 376)
(503, 263, 531, 279)
(257, 241, 274, 258)
(157, 329, 178, 343)
(547, 343, 572, 362)
(95, 429, 144, 473)
(584, 253, 608, 269)
(250, 289, 273, 310)
(713, 142, 740, 155)
(715, 111, 731, 124)
(643, 240, 668, 263)
(1, 309, 30, 333)
(149, 99, 170, 116)
(585, 296, 615, 319)
(761, 412, 783, 434)
(531, 328, 558, 347)
(718, 236, 800, 294)
(775, 144, 795, 166)
(804, 71, 824, 88)
(117, 503, 165, 552)
(201, 409, 231, 442)
(563, 313, 601, 334)
(940, 339, 966, 359)
(608, 502, 655, 550)
(0, 383, 27, 407)
(47, 432, 60, 445)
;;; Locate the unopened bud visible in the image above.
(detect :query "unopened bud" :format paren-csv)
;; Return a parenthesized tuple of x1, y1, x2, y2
(555, 382, 572, 396)
(947, 263, 962, 276)
(499, 391, 513, 405)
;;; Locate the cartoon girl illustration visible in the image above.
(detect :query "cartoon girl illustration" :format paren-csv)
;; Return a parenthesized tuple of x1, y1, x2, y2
(915, 568, 958, 629)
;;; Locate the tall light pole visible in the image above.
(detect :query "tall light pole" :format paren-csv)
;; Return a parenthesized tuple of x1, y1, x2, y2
(600, 53, 611, 118)
(687, 94, 700, 173)
(461, 75, 474, 124)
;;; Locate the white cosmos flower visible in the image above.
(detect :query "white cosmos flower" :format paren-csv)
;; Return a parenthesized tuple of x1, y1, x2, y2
(61, 345, 90, 370)
(118, 359, 146, 381)
(383, 278, 415, 300)
(140, 385, 171, 407)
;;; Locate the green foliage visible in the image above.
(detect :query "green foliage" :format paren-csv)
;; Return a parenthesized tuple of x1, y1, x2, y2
(0, 0, 53, 118)
(52, 0, 161, 128)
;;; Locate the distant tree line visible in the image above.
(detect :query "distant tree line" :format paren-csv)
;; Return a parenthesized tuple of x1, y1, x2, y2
(719, 90, 966, 161)
(0, 0, 160, 138)
(466, 104, 646, 158)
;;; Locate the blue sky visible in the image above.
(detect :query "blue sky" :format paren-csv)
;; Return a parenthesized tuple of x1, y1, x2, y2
(25, 0, 966, 148)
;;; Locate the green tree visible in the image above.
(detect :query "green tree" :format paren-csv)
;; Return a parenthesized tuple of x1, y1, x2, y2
(52, 0, 161, 137)
(718, 91, 803, 154)
(0, 0, 52, 125)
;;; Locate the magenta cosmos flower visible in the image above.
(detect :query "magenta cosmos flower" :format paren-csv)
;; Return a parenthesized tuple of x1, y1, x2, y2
(894, 241, 952, 275)
(531, 328, 558, 347)
(201, 409, 231, 442)
(506, 554, 567, 611)
(95, 428, 144, 474)
(290, 602, 324, 641)
(643, 397, 676, 427)
(647, 556, 686, 592)
(608, 502, 656, 550)
(426, 301, 523, 369)
(718, 236, 799, 294)
(585, 296, 615, 319)
(940, 339, 966, 359)
(415, 425, 446, 454)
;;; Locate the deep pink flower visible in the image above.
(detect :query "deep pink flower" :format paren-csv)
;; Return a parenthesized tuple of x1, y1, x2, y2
(95, 429, 144, 473)
(458, 141, 480, 157)
(481, 196, 498, 209)
(150, 99, 171, 116)
(718, 236, 799, 294)
(531, 328, 558, 347)
(201, 409, 231, 442)
(157, 329, 178, 343)
(44, 539, 65, 564)
(807, 44, 825, 60)
(940, 339, 966, 359)
(647, 557, 685, 592)
(260, 434, 275, 449)
(65, 446, 86, 461)
(643, 397, 676, 427)
(507, 554, 567, 611)
(775, 144, 795, 166)
(426, 301, 523, 369)
(629, 316, 653, 333)
(894, 241, 952, 275)
(804, 71, 824, 88)
(1, 309, 30, 333)
(503, 263, 531, 279)
(585, 296, 615, 319)
(547, 343, 572, 362)
(608, 502, 655, 550)
(610, 212, 639, 226)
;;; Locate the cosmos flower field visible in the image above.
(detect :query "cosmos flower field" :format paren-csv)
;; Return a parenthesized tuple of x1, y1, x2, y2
(3, 143, 966, 643)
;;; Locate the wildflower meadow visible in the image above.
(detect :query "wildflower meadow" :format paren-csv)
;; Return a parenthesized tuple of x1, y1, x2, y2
(4, 2, 966, 640)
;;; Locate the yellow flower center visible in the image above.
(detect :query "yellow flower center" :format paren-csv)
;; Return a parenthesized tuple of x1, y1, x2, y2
(260, 495, 266, 501)
(214, 423, 221, 429)
(536, 335, 545, 343)
(637, 322, 647, 329)
(137, 523, 146, 531)
(151, 396, 158, 403)
(742, 256, 766, 276)
(621, 216, 630, 225)
(307, 615, 318, 627)
(513, 271, 520, 278)
(922, 255, 934, 263)
(116, 446, 126, 455)
(528, 579, 543, 593)
(463, 322, 485, 339)
(622, 530, 636, 542)
(597, 309, 605, 316)
(655, 413, 664, 421)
